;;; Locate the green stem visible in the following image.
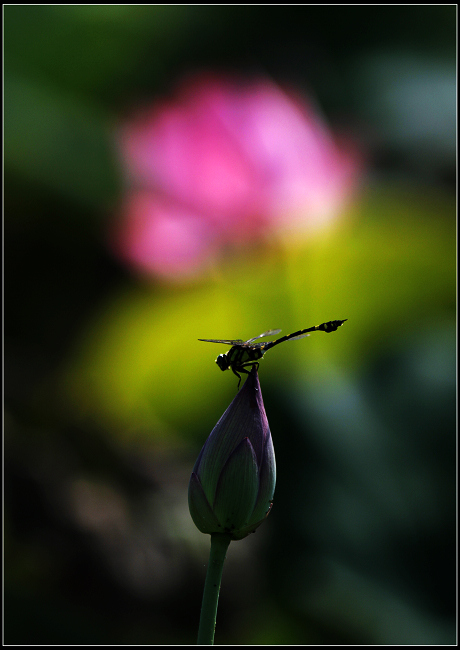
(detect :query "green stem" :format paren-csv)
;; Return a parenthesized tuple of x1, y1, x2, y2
(197, 533, 232, 645)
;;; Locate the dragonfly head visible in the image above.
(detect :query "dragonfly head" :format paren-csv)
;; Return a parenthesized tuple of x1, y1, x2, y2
(216, 353, 230, 371)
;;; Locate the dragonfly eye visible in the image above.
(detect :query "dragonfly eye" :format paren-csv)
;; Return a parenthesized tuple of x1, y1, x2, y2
(216, 354, 229, 371)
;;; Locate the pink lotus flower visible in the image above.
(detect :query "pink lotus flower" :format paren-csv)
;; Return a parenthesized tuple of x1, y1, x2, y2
(113, 73, 359, 280)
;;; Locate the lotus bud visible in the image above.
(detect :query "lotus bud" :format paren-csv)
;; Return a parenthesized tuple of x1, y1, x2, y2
(188, 367, 275, 540)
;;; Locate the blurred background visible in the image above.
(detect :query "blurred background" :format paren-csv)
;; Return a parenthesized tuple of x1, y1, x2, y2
(4, 5, 456, 645)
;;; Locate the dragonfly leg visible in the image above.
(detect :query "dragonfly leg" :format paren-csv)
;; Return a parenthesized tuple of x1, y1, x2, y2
(232, 362, 260, 388)
(231, 367, 243, 389)
(239, 361, 260, 372)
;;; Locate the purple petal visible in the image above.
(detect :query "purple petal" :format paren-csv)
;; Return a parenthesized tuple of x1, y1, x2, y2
(196, 369, 269, 501)
(188, 472, 223, 535)
(212, 437, 259, 534)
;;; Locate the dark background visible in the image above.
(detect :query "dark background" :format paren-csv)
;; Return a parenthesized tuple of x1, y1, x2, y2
(4, 5, 456, 645)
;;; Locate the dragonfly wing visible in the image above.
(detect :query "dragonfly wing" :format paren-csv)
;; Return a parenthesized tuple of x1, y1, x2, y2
(244, 329, 282, 344)
(198, 338, 245, 344)
(285, 333, 310, 341)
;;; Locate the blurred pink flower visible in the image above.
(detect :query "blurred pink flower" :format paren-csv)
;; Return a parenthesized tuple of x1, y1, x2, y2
(113, 73, 360, 280)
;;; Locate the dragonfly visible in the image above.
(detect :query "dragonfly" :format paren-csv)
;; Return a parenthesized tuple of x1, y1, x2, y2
(199, 319, 347, 388)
